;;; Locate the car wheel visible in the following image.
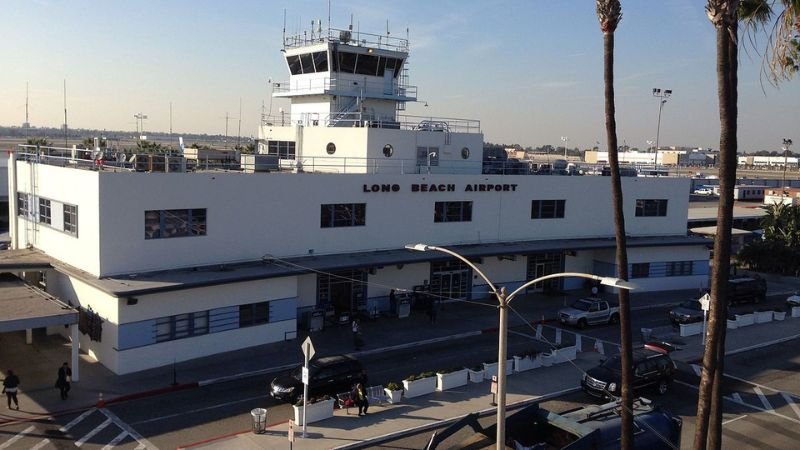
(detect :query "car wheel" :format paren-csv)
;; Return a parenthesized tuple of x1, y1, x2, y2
(609, 314, 619, 325)
(577, 318, 588, 329)
(657, 379, 669, 395)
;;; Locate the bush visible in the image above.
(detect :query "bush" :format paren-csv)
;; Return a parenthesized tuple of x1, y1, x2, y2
(436, 366, 465, 374)
(405, 371, 436, 381)
(295, 394, 331, 406)
(385, 381, 402, 391)
(470, 364, 484, 372)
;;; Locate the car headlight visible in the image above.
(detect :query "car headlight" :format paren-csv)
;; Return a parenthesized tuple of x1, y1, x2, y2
(608, 382, 617, 392)
(273, 386, 295, 394)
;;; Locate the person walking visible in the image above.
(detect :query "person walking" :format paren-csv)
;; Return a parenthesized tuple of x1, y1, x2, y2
(3, 369, 20, 410)
(352, 319, 362, 350)
(354, 382, 369, 416)
(56, 362, 72, 400)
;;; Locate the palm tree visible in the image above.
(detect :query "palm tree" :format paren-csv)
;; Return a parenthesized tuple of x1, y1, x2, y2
(740, 0, 800, 83)
(596, 2, 634, 450)
(695, 2, 740, 449)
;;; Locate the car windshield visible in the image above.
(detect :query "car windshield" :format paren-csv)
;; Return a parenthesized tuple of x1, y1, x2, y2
(680, 300, 702, 310)
(290, 366, 302, 380)
(600, 355, 622, 371)
(570, 300, 592, 311)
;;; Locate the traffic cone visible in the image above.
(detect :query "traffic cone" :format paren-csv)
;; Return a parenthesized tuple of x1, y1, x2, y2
(96, 392, 105, 408)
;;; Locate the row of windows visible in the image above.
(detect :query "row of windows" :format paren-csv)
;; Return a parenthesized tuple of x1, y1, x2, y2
(267, 140, 296, 159)
(155, 301, 272, 343)
(631, 261, 695, 278)
(17, 193, 78, 236)
(286, 51, 404, 78)
(145, 209, 207, 240)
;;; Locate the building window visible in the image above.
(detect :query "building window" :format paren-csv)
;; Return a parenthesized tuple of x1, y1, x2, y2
(63, 204, 78, 235)
(320, 203, 366, 228)
(383, 144, 393, 157)
(666, 261, 693, 276)
(156, 311, 209, 342)
(632, 263, 650, 278)
(635, 199, 668, 217)
(531, 200, 566, 219)
(326, 142, 336, 155)
(434, 201, 472, 223)
(145, 208, 207, 239)
(461, 147, 470, 159)
(239, 301, 270, 328)
(38, 198, 51, 225)
(17, 193, 29, 217)
(267, 140, 296, 159)
(417, 146, 439, 168)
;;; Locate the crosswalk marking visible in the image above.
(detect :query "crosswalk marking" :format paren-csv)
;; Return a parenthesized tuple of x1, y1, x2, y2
(60, 407, 97, 433)
(732, 392, 743, 403)
(781, 392, 800, 420)
(30, 439, 51, 450)
(753, 387, 773, 411)
(100, 407, 159, 450)
(103, 430, 130, 450)
(0, 425, 34, 450)
(75, 417, 112, 447)
(692, 364, 702, 376)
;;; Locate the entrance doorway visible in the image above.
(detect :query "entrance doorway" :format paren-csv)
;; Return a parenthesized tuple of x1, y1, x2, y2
(525, 252, 565, 292)
(317, 270, 367, 316)
(430, 260, 471, 300)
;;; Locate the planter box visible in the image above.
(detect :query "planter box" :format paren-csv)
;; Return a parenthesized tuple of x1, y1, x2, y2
(541, 352, 556, 367)
(468, 369, 484, 383)
(793, 306, 800, 318)
(482, 360, 513, 380)
(403, 376, 436, 398)
(293, 398, 335, 426)
(437, 369, 469, 391)
(513, 355, 542, 372)
(736, 313, 755, 327)
(679, 321, 704, 337)
(553, 346, 577, 364)
(384, 388, 402, 404)
(755, 310, 774, 324)
(727, 319, 738, 329)
(773, 311, 786, 321)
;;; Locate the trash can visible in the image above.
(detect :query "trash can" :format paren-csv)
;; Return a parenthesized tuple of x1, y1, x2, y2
(309, 309, 324, 332)
(251, 408, 267, 434)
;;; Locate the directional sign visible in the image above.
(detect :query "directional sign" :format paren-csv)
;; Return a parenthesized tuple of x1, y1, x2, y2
(301, 366, 309, 385)
(699, 293, 711, 311)
(302, 336, 316, 360)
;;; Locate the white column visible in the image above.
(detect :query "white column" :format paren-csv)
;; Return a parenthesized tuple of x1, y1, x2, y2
(70, 324, 80, 382)
(25, 328, 33, 344)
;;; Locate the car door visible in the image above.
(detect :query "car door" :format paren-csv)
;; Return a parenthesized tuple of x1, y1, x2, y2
(636, 359, 658, 390)
(589, 302, 606, 324)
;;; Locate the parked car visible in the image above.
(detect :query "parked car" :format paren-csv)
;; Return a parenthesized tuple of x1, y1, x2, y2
(785, 293, 800, 307)
(558, 298, 620, 329)
(727, 276, 767, 304)
(269, 355, 363, 403)
(582, 346, 677, 400)
(669, 299, 706, 326)
(439, 397, 682, 449)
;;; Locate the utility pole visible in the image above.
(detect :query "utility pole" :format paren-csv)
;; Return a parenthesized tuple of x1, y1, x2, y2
(237, 98, 242, 149)
(63, 80, 68, 148)
(782, 138, 793, 194)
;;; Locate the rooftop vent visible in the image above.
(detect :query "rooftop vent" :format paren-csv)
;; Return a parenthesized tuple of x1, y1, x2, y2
(339, 30, 351, 43)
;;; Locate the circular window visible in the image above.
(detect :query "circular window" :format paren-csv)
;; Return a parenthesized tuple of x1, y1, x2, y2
(326, 142, 336, 155)
(461, 147, 470, 159)
(383, 144, 394, 157)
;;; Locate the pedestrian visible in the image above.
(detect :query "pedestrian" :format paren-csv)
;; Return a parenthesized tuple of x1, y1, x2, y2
(354, 382, 369, 416)
(56, 362, 72, 400)
(389, 289, 396, 305)
(352, 319, 361, 350)
(3, 369, 20, 410)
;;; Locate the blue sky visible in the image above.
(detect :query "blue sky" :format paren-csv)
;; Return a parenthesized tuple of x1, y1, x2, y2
(1, 0, 798, 152)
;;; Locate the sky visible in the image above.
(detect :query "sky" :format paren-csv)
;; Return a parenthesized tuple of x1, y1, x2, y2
(1, 0, 798, 152)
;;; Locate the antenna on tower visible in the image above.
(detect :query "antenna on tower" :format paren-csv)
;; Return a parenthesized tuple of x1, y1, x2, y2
(387, 19, 390, 36)
(327, 0, 331, 33)
(282, 9, 286, 48)
(24, 82, 30, 135)
(237, 97, 242, 149)
(169, 102, 173, 135)
(63, 80, 68, 148)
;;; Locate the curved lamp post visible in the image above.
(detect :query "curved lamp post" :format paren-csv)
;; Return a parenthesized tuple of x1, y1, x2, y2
(404, 243, 635, 449)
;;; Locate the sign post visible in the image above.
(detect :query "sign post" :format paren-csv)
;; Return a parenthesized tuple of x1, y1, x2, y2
(490, 375, 498, 406)
(699, 293, 711, 346)
(288, 419, 295, 449)
(301, 336, 315, 438)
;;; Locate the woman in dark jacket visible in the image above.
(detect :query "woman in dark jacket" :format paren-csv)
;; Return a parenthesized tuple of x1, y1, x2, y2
(3, 369, 20, 410)
(56, 362, 72, 400)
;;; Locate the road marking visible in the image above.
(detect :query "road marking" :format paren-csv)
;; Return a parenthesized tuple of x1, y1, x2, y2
(100, 407, 159, 450)
(131, 394, 265, 426)
(676, 380, 800, 426)
(692, 364, 702, 376)
(0, 425, 35, 450)
(722, 414, 747, 425)
(103, 430, 129, 450)
(59, 407, 96, 432)
(30, 439, 51, 450)
(75, 417, 112, 447)
(753, 387, 773, 411)
(731, 393, 743, 404)
(781, 392, 800, 420)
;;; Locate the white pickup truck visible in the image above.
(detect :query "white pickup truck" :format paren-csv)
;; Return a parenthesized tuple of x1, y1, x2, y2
(558, 298, 620, 329)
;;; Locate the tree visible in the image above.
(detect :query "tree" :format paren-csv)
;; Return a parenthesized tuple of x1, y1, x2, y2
(25, 137, 51, 147)
(694, 2, 740, 449)
(596, 2, 634, 450)
(740, 0, 800, 83)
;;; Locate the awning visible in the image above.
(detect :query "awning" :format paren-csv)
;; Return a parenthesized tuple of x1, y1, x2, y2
(0, 274, 78, 333)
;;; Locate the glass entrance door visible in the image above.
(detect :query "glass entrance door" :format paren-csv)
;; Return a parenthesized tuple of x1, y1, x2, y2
(430, 260, 470, 300)
(526, 252, 565, 292)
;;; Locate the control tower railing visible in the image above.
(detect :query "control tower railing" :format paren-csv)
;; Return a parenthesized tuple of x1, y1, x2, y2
(272, 77, 417, 100)
(284, 27, 409, 52)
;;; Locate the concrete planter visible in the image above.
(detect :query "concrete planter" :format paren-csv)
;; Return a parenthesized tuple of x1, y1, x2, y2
(679, 321, 704, 337)
(467, 369, 484, 383)
(736, 313, 755, 327)
(436, 369, 469, 391)
(482, 360, 513, 380)
(541, 352, 556, 367)
(403, 376, 436, 398)
(553, 346, 577, 364)
(384, 388, 402, 404)
(727, 319, 738, 329)
(792, 306, 800, 318)
(755, 310, 773, 324)
(292, 398, 335, 426)
(773, 311, 786, 321)
(513, 354, 542, 372)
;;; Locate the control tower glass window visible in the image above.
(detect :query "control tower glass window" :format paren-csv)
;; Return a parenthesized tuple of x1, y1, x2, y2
(356, 54, 379, 76)
(300, 54, 314, 74)
(312, 51, 328, 72)
(339, 52, 356, 73)
(287, 55, 302, 75)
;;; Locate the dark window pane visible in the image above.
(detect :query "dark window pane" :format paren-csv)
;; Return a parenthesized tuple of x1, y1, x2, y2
(356, 54, 379, 75)
(339, 52, 356, 73)
(312, 51, 328, 72)
(300, 53, 314, 73)
(376, 56, 386, 76)
(287, 55, 302, 75)
(321, 204, 332, 228)
(191, 209, 207, 236)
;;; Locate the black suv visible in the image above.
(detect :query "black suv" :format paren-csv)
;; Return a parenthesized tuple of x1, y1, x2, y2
(269, 355, 363, 403)
(582, 347, 676, 400)
(728, 276, 767, 304)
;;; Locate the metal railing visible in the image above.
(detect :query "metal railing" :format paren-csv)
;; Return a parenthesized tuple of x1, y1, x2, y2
(272, 77, 417, 100)
(284, 27, 409, 52)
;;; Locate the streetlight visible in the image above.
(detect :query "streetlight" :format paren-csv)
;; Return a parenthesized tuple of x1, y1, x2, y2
(782, 138, 793, 194)
(561, 136, 569, 159)
(652, 88, 672, 171)
(427, 151, 437, 174)
(134, 113, 148, 140)
(404, 243, 635, 449)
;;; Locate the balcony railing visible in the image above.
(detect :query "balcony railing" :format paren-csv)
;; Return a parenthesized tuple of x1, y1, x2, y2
(284, 27, 409, 53)
(272, 77, 417, 100)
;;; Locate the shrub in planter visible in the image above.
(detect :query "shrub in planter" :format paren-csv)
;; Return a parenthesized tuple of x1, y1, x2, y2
(513, 350, 542, 372)
(403, 371, 437, 398)
(292, 395, 335, 425)
(384, 381, 403, 404)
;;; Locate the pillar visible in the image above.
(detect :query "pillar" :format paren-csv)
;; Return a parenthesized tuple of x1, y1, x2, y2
(26, 328, 33, 344)
(70, 324, 80, 382)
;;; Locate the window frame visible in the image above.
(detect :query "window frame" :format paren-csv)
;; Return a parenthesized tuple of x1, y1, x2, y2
(635, 199, 668, 217)
(239, 301, 271, 328)
(155, 311, 209, 343)
(63, 203, 78, 235)
(320, 203, 367, 228)
(434, 201, 473, 223)
(631, 263, 651, 279)
(38, 198, 52, 225)
(531, 200, 566, 219)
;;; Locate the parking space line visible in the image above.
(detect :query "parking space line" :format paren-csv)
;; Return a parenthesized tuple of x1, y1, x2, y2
(0, 425, 34, 450)
(101, 407, 159, 450)
(732, 393, 743, 404)
(59, 407, 96, 433)
(781, 392, 800, 420)
(676, 380, 800, 426)
(753, 387, 773, 411)
(692, 364, 702, 376)
(30, 439, 51, 450)
(75, 417, 112, 447)
(722, 414, 747, 425)
(103, 430, 129, 450)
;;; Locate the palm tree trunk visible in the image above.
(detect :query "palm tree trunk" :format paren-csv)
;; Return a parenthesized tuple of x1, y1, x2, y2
(694, 2, 738, 448)
(603, 30, 634, 450)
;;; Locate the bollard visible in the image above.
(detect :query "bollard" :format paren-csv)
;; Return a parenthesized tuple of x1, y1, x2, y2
(594, 340, 605, 355)
(575, 334, 582, 352)
(535, 324, 543, 339)
(96, 392, 105, 408)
